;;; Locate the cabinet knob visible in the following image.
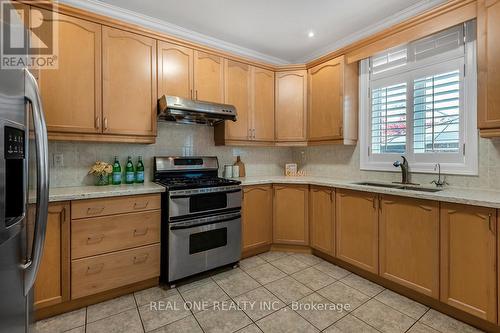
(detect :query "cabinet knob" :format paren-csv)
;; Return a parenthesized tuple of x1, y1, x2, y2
(95, 117, 101, 130)
(103, 118, 108, 131)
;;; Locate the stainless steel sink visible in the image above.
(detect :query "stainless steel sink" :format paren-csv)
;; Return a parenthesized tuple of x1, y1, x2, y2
(398, 186, 442, 193)
(354, 182, 402, 188)
(354, 182, 442, 193)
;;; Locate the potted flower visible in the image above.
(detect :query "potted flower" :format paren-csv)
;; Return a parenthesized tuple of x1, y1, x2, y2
(89, 161, 113, 186)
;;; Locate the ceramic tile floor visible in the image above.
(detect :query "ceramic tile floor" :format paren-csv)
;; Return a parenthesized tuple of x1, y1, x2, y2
(34, 251, 486, 333)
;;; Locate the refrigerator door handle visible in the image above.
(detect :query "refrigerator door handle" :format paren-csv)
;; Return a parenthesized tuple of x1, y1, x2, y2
(22, 69, 49, 296)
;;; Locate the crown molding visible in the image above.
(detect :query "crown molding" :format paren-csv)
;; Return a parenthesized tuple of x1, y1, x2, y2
(294, 0, 448, 63)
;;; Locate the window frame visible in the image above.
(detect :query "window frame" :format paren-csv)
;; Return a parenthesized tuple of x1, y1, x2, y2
(359, 35, 478, 175)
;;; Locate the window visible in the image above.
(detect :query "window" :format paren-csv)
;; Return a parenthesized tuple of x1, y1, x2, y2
(360, 22, 478, 175)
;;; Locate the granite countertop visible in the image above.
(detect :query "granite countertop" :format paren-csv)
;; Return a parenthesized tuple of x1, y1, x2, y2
(29, 182, 165, 203)
(239, 176, 500, 209)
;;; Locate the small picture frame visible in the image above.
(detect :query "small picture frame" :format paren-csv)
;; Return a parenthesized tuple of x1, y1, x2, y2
(285, 163, 298, 176)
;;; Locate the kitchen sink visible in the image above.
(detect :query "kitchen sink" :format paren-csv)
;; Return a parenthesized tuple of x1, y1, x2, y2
(354, 182, 402, 188)
(354, 182, 442, 193)
(398, 186, 442, 193)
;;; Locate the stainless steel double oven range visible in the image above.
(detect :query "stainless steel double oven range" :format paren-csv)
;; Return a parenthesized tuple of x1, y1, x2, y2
(154, 156, 242, 285)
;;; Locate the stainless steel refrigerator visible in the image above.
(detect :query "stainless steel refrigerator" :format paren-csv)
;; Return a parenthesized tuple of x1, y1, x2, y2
(0, 1, 49, 332)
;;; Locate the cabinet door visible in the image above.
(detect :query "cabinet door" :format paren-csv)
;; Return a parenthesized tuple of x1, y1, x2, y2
(193, 51, 224, 103)
(102, 27, 157, 136)
(252, 67, 275, 141)
(379, 196, 439, 298)
(275, 71, 307, 142)
(242, 185, 273, 253)
(28, 203, 70, 309)
(157, 41, 193, 100)
(478, 0, 500, 130)
(224, 60, 250, 140)
(336, 189, 378, 273)
(308, 57, 343, 141)
(441, 203, 497, 323)
(273, 185, 309, 245)
(38, 10, 101, 134)
(309, 186, 335, 256)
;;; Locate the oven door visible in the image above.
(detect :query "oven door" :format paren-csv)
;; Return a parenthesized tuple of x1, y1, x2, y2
(168, 211, 241, 282)
(168, 187, 241, 219)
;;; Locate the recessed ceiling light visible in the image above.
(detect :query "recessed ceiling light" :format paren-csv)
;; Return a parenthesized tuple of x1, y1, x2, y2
(308, 31, 315, 38)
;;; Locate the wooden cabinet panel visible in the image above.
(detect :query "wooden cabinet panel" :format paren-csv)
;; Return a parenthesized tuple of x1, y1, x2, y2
(71, 243, 160, 299)
(379, 196, 439, 298)
(308, 58, 342, 140)
(102, 27, 157, 136)
(242, 185, 273, 253)
(157, 41, 193, 100)
(71, 210, 161, 259)
(440, 203, 497, 323)
(29, 203, 70, 309)
(478, 0, 500, 134)
(194, 51, 224, 103)
(224, 60, 250, 140)
(273, 185, 309, 245)
(275, 70, 307, 142)
(309, 186, 335, 256)
(336, 189, 378, 273)
(38, 10, 101, 134)
(252, 67, 275, 142)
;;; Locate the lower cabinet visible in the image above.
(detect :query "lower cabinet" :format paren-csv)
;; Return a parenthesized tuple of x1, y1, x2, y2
(309, 186, 335, 256)
(440, 203, 497, 323)
(242, 185, 273, 254)
(273, 185, 309, 245)
(379, 195, 439, 298)
(336, 189, 378, 273)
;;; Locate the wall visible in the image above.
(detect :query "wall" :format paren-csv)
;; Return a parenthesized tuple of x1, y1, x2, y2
(293, 137, 500, 190)
(48, 122, 293, 187)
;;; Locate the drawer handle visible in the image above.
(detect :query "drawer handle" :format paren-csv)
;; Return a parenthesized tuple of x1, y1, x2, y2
(87, 207, 105, 215)
(86, 263, 104, 275)
(133, 201, 149, 210)
(133, 254, 149, 264)
(133, 228, 148, 237)
(86, 234, 105, 244)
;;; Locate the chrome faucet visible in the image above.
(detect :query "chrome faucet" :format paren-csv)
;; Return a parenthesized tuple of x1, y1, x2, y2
(431, 163, 448, 187)
(393, 156, 410, 184)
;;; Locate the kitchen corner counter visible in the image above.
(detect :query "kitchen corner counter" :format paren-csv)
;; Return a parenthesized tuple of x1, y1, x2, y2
(239, 176, 500, 209)
(30, 182, 165, 203)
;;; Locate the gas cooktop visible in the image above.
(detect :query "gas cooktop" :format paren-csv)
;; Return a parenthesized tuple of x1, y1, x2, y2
(155, 176, 240, 190)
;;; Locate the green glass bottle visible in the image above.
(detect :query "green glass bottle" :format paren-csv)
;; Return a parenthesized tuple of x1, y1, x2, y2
(112, 156, 122, 185)
(125, 156, 135, 184)
(135, 156, 144, 183)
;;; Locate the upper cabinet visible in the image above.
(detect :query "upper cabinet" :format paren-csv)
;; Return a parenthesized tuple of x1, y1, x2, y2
(308, 56, 358, 144)
(157, 41, 193, 99)
(275, 70, 308, 144)
(478, 0, 500, 137)
(193, 51, 224, 103)
(102, 27, 157, 137)
(223, 60, 251, 141)
(252, 67, 275, 142)
(37, 10, 102, 135)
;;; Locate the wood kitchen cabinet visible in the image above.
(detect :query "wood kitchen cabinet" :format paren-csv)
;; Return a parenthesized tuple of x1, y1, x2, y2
(102, 27, 157, 137)
(309, 186, 335, 256)
(37, 10, 102, 135)
(252, 67, 275, 142)
(193, 51, 224, 103)
(242, 185, 273, 255)
(379, 196, 439, 298)
(478, 0, 500, 137)
(308, 56, 358, 144)
(157, 41, 194, 99)
(275, 70, 307, 144)
(28, 202, 70, 310)
(336, 189, 378, 273)
(223, 59, 251, 141)
(273, 185, 309, 245)
(440, 203, 497, 323)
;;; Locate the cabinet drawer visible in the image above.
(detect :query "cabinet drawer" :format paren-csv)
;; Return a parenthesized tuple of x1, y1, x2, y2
(71, 243, 160, 299)
(71, 194, 161, 219)
(71, 210, 160, 259)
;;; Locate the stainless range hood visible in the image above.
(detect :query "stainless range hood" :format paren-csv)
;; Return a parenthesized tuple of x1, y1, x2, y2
(158, 95, 237, 126)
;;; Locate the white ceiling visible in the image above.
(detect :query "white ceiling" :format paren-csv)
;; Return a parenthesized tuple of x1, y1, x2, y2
(68, 0, 447, 64)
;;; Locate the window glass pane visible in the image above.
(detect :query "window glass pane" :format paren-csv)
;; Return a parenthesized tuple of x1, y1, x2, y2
(413, 70, 460, 153)
(371, 83, 407, 154)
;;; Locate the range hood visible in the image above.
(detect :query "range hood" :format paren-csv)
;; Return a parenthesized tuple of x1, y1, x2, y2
(158, 95, 237, 126)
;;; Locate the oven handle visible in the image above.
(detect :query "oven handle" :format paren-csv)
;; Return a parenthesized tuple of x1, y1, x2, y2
(170, 214, 241, 230)
(170, 189, 241, 199)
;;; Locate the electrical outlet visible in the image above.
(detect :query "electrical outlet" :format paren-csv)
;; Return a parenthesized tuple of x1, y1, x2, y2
(53, 153, 64, 168)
